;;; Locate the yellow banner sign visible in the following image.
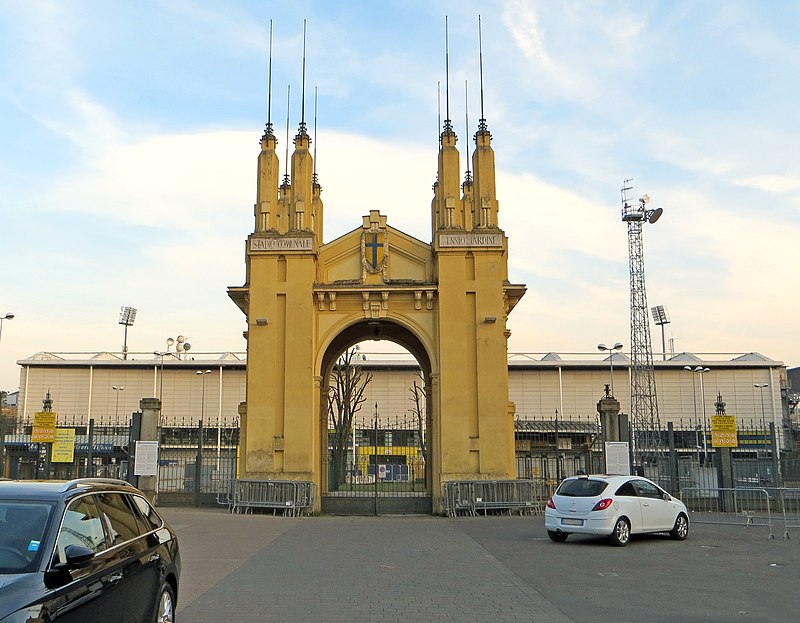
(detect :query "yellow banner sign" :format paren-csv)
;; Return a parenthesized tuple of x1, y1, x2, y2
(33, 412, 57, 428)
(711, 415, 737, 433)
(711, 415, 738, 447)
(32, 412, 58, 443)
(711, 431, 738, 448)
(52, 428, 76, 463)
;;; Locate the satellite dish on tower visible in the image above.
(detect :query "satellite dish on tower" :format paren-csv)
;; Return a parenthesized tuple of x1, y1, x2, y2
(648, 207, 663, 224)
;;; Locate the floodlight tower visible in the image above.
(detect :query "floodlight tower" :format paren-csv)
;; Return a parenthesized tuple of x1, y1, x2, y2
(118, 306, 137, 360)
(651, 305, 671, 361)
(621, 181, 663, 467)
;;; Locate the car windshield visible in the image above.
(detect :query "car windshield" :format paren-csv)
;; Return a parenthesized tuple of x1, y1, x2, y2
(0, 500, 54, 574)
(556, 478, 608, 497)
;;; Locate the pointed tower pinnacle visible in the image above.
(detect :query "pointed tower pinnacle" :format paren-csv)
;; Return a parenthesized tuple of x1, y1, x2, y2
(471, 15, 499, 229)
(461, 80, 474, 230)
(433, 16, 463, 231)
(311, 85, 324, 240)
(276, 84, 292, 234)
(289, 20, 314, 232)
(255, 20, 279, 233)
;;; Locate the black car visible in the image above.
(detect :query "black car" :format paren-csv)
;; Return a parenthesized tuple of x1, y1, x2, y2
(0, 478, 180, 622)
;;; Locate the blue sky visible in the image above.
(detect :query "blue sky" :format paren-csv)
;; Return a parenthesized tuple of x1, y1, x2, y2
(1, 0, 798, 391)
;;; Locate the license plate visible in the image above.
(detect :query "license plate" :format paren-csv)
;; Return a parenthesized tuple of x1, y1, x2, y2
(561, 518, 583, 526)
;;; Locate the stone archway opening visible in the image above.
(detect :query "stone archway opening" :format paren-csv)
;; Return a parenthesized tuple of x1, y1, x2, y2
(320, 320, 433, 515)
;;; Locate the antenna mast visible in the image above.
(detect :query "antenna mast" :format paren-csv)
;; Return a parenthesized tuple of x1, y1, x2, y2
(265, 19, 274, 136)
(464, 80, 471, 181)
(478, 15, 487, 132)
(283, 85, 291, 186)
(313, 86, 318, 183)
(621, 180, 665, 468)
(443, 16, 452, 132)
(299, 19, 307, 133)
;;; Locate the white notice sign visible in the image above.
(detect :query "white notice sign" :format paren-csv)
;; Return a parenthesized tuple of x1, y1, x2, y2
(134, 441, 160, 476)
(604, 442, 631, 475)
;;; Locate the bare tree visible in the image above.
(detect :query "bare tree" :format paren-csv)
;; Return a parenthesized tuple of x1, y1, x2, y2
(408, 370, 427, 464)
(328, 347, 372, 490)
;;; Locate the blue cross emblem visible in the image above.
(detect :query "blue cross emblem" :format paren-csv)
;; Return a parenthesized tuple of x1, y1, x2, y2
(365, 233, 384, 268)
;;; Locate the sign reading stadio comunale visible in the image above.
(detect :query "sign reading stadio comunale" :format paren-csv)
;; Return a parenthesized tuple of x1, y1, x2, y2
(250, 237, 314, 251)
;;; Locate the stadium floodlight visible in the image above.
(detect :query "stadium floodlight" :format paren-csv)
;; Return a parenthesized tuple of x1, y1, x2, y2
(118, 306, 137, 360)
(650, 305, 671, 361)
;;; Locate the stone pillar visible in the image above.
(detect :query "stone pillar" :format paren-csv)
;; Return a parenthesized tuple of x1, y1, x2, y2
(597, 384, 621, 474)
(597, 385, 622, 443)
(716, 447, 734, 511)
(137, 398, 161, 503)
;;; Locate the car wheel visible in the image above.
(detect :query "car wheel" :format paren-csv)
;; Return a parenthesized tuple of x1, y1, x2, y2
(670, 513, 689, 540)
(608, 517, 631, 546)
(547, 530, 568, 542)
(154, 583, 176, 623)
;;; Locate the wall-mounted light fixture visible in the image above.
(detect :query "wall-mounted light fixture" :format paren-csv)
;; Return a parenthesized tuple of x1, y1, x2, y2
(483, 316, 497, 323)
(255, 318, 268, 326)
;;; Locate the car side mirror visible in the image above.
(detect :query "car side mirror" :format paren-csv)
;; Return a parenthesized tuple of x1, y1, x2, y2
(61, 545, 95, 569)
(662, 493, 671, 501)
(45, 545, 95, 589)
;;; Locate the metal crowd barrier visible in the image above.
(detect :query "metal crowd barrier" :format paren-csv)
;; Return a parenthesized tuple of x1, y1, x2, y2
(225, 479, 316, 516)
(781, 488, 800, 540)
(443, 480, 546, 517)
(680, 486, 775, 538)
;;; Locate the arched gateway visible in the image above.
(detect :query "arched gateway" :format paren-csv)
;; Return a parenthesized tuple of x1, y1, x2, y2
(228, 114, 525, 514)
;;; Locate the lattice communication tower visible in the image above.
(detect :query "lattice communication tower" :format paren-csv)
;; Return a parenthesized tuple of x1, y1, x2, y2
(621, 181, 663, 465)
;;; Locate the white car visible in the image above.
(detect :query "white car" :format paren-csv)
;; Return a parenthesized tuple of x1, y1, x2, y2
(544, 474, 689, 546)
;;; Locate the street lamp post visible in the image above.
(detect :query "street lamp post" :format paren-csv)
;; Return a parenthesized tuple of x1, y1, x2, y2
(195, 370, 211, 500)
(112, 386, 125, 423)
(597, 342, 624, 398)
(196, 370, 211, 421)
(685, 367, 711, 465)
(754, 383, 769, 453)
(0, 313, 13, 475)
(683, 366, 701, 465)
(0, 313, 14, 349)
(154, 338, 176, 416)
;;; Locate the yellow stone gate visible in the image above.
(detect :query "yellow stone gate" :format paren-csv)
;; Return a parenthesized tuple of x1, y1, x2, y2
(228, 116, 525, 513)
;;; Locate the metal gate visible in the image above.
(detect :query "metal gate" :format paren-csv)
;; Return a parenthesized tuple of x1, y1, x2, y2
(322, 412, 431, 515)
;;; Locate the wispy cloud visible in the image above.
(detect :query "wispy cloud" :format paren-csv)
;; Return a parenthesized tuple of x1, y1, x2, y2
(1, 0, 799, 391)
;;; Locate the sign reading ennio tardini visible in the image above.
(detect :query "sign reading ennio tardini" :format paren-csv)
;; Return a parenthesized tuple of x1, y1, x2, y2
(250, 237, 313, 251)
(438, 232, 503, 248)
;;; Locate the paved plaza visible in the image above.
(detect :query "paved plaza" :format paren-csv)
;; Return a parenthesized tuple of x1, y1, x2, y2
(161, 507, 799, 623)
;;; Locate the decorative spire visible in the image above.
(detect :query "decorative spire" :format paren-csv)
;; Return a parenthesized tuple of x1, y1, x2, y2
(463, 80, 472, 186)
(442, 16, 454, 136)
(312, 85, 319, 187)
(282, 84, 291, 188)
(437, 81, 441, 142)
(297, 19, 308, 137)
(471, 16, 498, 229)
(476, 15, 490, 136)
(262, 19, 275, 139)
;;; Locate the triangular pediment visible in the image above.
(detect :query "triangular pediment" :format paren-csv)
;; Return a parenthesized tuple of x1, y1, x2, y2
(318, 219, 432, 286)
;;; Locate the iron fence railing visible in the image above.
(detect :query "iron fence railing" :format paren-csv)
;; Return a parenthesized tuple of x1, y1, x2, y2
(0, 416, 240, 506)
(3, 412, 799, 512)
